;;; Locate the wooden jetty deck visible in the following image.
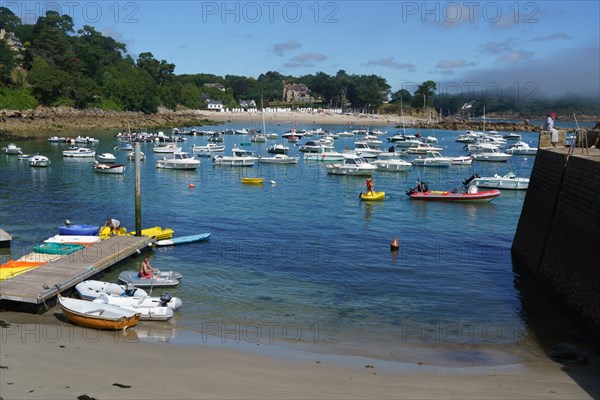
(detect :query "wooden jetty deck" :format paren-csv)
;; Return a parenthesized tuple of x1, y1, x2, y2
(0, 236, 153, 310)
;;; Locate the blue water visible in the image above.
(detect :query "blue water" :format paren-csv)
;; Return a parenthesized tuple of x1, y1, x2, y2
(1, 124, 542, 361)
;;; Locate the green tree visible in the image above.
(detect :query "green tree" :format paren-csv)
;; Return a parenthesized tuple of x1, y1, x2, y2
(413, 80, 437, 108)
(137, 52, 175, 86)
(28, 56, 70, 105)
(0, 7, 21, 31)
(0, 40, 15, 85)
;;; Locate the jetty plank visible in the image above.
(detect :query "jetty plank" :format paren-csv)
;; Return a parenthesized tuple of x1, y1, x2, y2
(0, 236, 153, 305)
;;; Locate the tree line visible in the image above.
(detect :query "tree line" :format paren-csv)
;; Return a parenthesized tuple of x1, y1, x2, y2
(1, 8, 598, 116)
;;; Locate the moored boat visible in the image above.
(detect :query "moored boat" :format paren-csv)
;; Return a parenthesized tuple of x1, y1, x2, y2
(63, 147, 95, 158)
(156, 152, 200, 170)
(59, 224, 100, 236)
(242, 177, 265, 184)
(93, 163, 126, 174)
(2, 143, 23, 155)
(257, 154, 299, 164)
(463, 173, 529, 190)
(75, 280, 149, 300)
(118, 271, 181, 288)
(325, 154, 377, 176)
(58, 295, 141, 330)
(97, 153, 117, 163)
(29, 155, 51, 167)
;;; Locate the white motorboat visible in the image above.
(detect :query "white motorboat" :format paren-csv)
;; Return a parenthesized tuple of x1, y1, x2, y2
(455, 131, 482, 143)
(213, 148, 258, 167)
(114, 142, 133, 151)
(464, 173, 529, 190)
(505, 141, 538, 155)
(75, 136, 99, 144)
(471, 148, 512, 162)
(29, 155, 51, 167)
(97, 153, 117, 163)
(234, 128, 250, 135)
(388, 134, 420, 147)
(265, 133, 279, 139)
(411, 151, 452, 167)
(372, 157, 412, 171)
(406, 142, 444, 154)
(352, 142, 382, 158)
(303, 146, 345, 161)
(449, 156, 473, 165)
(47, 136, 67, 143)
(299, 141, 323, 153)
(503, 132, 522, 141)
(466, 142, 500, 154)
(153, 143, 182, 153)
(267, 144, 289, 154)
(2, 143, 23, 155)
(325, 154, 377, 176)
(63, 147, 96, 157)
(423, 135, 438, 143)
(93, 293, 176, 321)
(191, 143, 226, 156)
(257, 154, 299, 164)
(156, 152, 200, 170)
(93, 162, 126, 174)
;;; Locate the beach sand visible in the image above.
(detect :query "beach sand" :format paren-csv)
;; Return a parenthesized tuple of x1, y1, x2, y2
(1, 313, 598, 399)
(192, 110, 410, 128)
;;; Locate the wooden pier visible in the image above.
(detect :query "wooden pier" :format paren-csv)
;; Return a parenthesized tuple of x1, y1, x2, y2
(0, 236, 153, 312)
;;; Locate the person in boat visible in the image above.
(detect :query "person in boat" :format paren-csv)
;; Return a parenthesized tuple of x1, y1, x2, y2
(365, 178, 374, 195)
(104, 218, 121, 235)
(138, 256, 158, 278)
(416, 181, 428, 193)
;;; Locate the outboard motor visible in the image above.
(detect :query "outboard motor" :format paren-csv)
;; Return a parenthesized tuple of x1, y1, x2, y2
(124, 282, 137, 297)
(159, 292, 173, 307)
(462, 174, 480, 186)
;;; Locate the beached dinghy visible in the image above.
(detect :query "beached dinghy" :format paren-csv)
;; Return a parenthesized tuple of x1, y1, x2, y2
(118, 271, 181, 288)
(75, 280, 148, 300)
(93, 294, 175, 321)
(75, 280, 182, 310)
(58, 295, 141, 330)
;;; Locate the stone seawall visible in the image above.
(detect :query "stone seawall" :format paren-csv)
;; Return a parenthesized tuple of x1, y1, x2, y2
(512, 145, 600, 343)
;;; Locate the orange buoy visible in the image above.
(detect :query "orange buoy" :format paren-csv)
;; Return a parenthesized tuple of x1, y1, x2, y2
(189, 183, 195, 189)
(390, 237, 399, 251)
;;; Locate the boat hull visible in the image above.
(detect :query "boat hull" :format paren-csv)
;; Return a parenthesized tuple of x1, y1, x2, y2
(58, 296, 141, 330)
(155, 232, 211, 247)
(118, 271, 181, 287)
(59, 224, 100, 236)
(242, 178, 264, 184)
(360, 191, 385, 201)
(408, 190, 500, 203)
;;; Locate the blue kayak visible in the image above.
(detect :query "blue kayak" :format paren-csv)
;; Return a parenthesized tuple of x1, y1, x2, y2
(155, 232, 211, 247)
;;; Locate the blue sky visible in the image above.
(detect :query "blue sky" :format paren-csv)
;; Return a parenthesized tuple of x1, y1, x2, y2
(8, 1, 600, 98)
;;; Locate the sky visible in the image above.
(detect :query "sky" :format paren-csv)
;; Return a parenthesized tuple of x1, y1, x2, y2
(7, 1, 600, 99)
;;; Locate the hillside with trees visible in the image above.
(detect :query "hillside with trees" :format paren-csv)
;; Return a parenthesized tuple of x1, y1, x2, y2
(1, 8, 598, 117)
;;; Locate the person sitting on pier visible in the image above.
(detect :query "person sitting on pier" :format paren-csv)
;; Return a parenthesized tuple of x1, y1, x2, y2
(138, 256, 158, 279)
(103, 218, 121, 236)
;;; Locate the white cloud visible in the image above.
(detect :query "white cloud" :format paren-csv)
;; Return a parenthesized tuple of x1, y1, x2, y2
(532, 32, 571, 42)
(495, 50, 535, 64)
(272, 40, 301, 56)
(365, 57, 416, 72)
(435, 59, 477, 69)
(289, 52, 327, 63)
(479, 39, 516, 55)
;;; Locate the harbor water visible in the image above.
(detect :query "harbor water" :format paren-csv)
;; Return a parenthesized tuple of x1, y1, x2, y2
(0, 123, 581, 365)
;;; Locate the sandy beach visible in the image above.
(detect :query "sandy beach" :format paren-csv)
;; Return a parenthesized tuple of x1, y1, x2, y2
(1, 313, 598, 400)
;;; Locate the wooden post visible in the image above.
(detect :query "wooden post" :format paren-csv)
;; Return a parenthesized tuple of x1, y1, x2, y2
(134, 142, 142, 236)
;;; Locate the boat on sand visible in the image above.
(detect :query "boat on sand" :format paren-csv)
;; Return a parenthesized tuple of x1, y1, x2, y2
(58, 295, 141, 330)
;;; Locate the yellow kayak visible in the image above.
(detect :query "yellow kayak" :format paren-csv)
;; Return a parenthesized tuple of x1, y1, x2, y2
(100, 226, 174, 240)
(242, 177, 264, 185)
(360, 191, 385, 201)
(0, 261, 46, 281)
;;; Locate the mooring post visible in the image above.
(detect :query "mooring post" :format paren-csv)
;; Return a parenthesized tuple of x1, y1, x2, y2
(134, 142, 142, 236)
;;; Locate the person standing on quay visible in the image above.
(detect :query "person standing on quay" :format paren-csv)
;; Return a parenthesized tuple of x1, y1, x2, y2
(546, 112, 559, 147)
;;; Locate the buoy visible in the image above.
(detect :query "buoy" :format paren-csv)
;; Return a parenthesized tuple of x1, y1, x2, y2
(189, 183, 195, 189)
(390, 237, 399, 251)
(269, 180, 276, 185)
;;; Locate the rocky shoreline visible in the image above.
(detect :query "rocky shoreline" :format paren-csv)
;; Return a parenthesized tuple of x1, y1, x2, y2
(0, 107, 215, 139)
(404, 120, 541, 132)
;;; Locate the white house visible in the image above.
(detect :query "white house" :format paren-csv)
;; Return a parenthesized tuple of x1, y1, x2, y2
(207, 100, 224, 111)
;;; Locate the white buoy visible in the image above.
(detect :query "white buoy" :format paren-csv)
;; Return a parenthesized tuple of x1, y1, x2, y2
(269, 180, 276, 185)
